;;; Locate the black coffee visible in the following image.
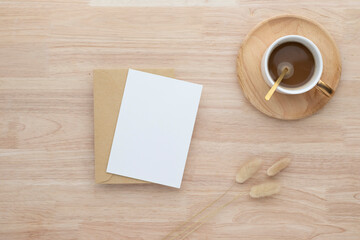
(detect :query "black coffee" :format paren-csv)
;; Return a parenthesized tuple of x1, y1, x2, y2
(268, 42, 315, 88)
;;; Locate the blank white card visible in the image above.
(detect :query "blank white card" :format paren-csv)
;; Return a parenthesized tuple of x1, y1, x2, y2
(106, 69, 202, 188)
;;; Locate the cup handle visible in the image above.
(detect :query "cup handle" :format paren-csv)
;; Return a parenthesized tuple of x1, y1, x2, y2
(316, 80, 334, 97)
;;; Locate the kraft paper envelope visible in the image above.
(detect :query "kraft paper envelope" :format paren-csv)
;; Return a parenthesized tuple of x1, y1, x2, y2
(93, 69, 174, 184)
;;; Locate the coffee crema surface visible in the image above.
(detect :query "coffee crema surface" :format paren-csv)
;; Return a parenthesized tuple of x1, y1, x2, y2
(268, 42, 315, 88)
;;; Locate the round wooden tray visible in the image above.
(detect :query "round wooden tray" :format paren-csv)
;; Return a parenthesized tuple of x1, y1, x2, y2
(237, 15, 341, 120)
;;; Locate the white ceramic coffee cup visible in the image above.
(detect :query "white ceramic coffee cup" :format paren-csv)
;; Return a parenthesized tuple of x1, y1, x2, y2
(261, 35, 333, 96)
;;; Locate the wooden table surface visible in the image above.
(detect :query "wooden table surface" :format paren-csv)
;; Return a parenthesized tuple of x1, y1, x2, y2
(1, 1, 359, 239)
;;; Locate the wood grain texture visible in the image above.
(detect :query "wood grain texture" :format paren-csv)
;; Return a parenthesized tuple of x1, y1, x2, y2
(237, 15, 341, 120)
(0, 1, 359, 239)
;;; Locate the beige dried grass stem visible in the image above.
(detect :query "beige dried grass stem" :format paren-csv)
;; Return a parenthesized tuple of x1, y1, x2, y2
(178, 182, 281, 239)
(163, 183, 236, 240)
(178, 191, 247, 240)
(164, 158, 264, 240)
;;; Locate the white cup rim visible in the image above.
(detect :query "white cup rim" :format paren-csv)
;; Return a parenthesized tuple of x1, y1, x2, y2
(262, 35, 323, 95)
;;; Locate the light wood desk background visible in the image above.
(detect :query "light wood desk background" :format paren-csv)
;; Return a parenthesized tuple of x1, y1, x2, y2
(0, 1, 359, 239)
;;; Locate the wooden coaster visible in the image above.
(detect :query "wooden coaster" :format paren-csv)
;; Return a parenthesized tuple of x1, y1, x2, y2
(237, 15, 341, 120)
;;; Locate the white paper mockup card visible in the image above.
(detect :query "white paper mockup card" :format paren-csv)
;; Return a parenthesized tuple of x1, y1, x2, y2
(106, 69, 202, 188)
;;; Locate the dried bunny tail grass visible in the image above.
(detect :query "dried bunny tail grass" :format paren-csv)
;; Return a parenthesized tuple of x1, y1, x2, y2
(267, 157, 291, 177)
(249, 182, 281, 198)
(236, 158, 263, 183)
